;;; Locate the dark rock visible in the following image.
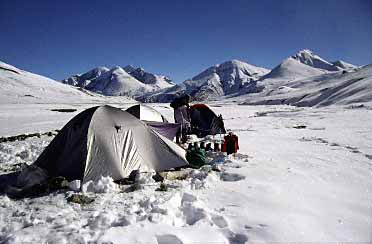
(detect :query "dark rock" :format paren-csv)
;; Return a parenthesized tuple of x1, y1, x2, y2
(48, 176, 69, 190)
(67, 194, 94, 204)
(152, 173, 164, 182)
(155, 183, 168, 192)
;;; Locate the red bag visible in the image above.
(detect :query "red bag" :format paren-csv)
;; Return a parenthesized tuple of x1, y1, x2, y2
(223, 133, 239, 155)
(222, 141, 227, 152)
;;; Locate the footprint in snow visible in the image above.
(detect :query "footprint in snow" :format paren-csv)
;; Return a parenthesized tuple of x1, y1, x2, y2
(345, 145, 361, 153)
(222, 229, 249, 244)
(211, 214, 228, 228)
(219, 172, 246, 182)
(224, 162, 244, 168)
(156, 234, 183, 244)
(365, 154, 372, 160)
(181, 193, 207, 225)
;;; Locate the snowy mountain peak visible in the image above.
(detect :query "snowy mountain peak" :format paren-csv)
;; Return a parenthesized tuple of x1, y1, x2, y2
(262, 49, 360, 82)
(123, 65, 136, 73)
(62, 64, 174, 97)
(291, 49, 338, 71)
(261, 56, 327, 81)
(222, 59, 247, 66)
(111, 66, 125, 72)
(125, 66, 174, 88)
(90, 66, 110, 73)
(61, 66, 109, 87)
(192, 59, 269, 81)
(85, 66, 146, 96)
(296, 49, 315, 56)
(81, 66, 110, 80)
(141, 59, 270, 102)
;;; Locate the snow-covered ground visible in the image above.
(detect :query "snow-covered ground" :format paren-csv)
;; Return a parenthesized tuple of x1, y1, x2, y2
(0, 61, 135, 105)
(1, 103, 371, 243)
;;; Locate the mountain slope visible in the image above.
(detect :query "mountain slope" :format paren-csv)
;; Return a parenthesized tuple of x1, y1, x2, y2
(332, 60, 358, 70)
(236, 64, 372, 107)
(140, 59, 270, 102)
(0, 61, 133, 104)
(140, 51, 359, 104)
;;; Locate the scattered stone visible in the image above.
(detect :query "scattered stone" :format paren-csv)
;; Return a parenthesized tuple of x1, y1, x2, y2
(115, 178, 135, 185)
(48, 176, 69, 190)
(0, 130, 58, 143)
(124, 183, 142, 193)
(67, 194, 94, 205)
(365, 154, 372, 160)
(152, 173, 164, 182)
(8, 163, 26, 172)
(200, 165, 213, 173)
(212, 164, 223, 172)
(219, 172, 246, 182)
(159, 170, 190, 181)
(155, 183, 168, 192)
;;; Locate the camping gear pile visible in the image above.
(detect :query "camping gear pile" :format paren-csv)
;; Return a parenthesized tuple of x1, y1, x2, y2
(7, 102, 238, 197)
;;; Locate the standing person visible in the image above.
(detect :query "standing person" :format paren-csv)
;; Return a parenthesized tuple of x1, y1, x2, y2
(171, 95, 191, 144)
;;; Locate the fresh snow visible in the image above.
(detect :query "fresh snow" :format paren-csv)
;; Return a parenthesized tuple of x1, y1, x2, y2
(0, 103, 371, 243)
(0, 56, 371, 243)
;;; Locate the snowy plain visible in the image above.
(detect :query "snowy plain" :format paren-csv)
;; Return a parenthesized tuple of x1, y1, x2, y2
(0, 102, 371, 243)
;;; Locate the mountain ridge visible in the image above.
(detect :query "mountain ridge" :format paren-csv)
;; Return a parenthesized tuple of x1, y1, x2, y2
(62, 65, 174, 97)
(2, 48, 368, 107)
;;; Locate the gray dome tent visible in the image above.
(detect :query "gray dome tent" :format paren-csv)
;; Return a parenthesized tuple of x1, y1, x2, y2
(126, 104, 168, 123)
(34, 105, 188, 183)
(126, 104, 180, 140)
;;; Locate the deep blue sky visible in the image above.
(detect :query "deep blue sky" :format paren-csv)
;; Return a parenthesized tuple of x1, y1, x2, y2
(1, 0, 371, 82)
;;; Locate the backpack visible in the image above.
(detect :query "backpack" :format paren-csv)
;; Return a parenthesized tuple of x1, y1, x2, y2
(222, 133, 239, 155)
(186, 148, 207, 168)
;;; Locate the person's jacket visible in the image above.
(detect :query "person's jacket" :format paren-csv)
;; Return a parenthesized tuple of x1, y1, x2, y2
(174, 105, 191, 129)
